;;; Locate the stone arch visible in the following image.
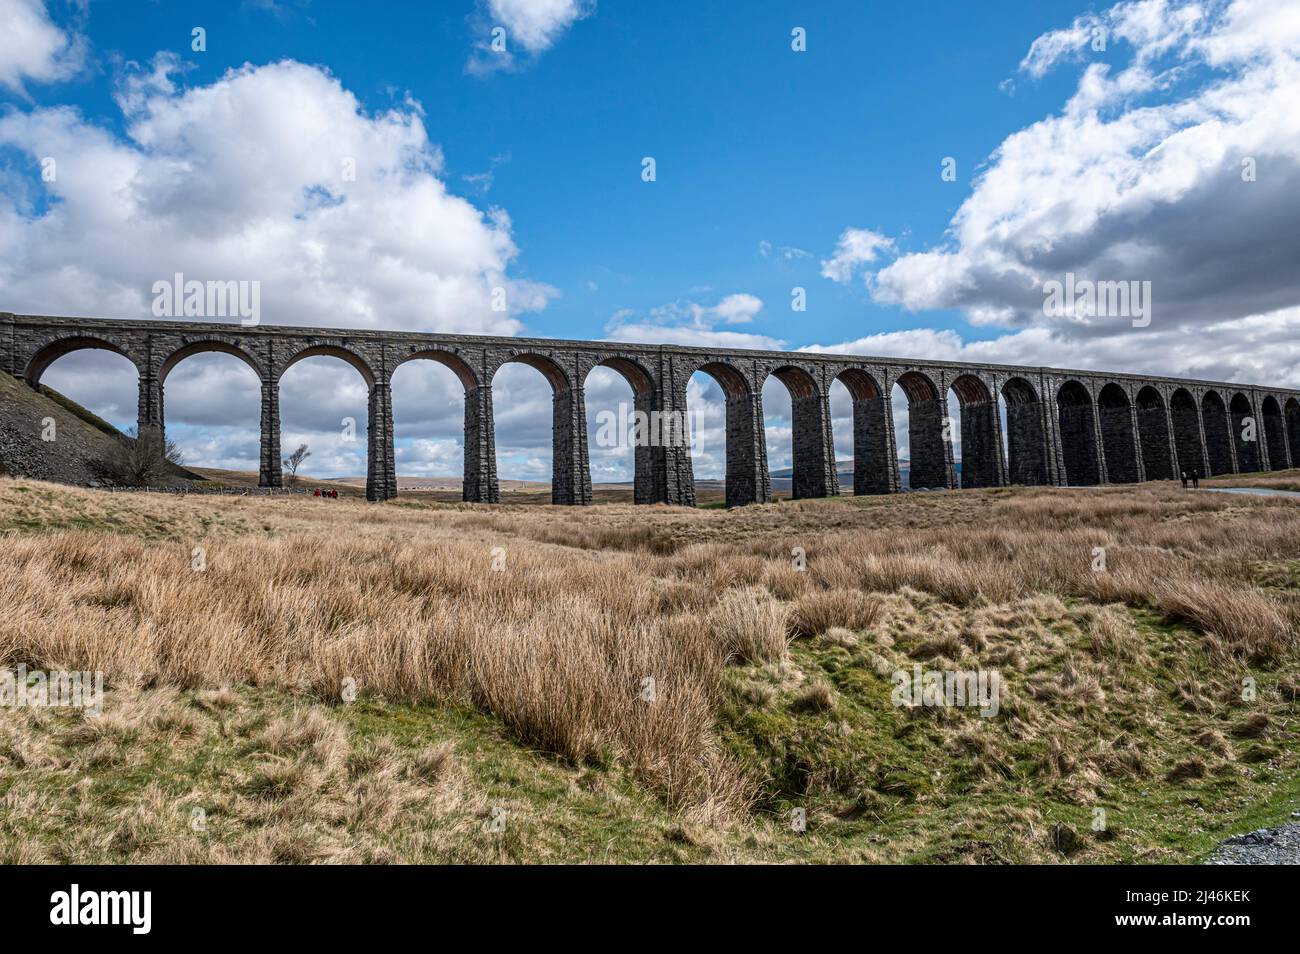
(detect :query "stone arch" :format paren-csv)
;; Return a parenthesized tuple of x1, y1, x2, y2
(280, 344, 376, 388)
(1169, 388, 1204, 478)
(1002, 376, 1047, 486)
(1134, 386, 1174, 481)
(1097, 383, 1138, 483)
(393, 348, 480, 391)
(766, 365, 835, 500)
(1201, 390, 1233, 475)
(277, 345, 379, 497)
(832, 367, 894, 495)
(1057, 380, 1101, 486)
(1230, 392, 1259, 472)
(23, 335, 140, 386)
(1286, 397, 1300, 467)
(1261, 395, 1287, 471)
(22, 335, 144, 437)
(949, 373, 1002, 488)
(584, 355, 657, 505)
(894, 370, 952, 490)
(389, 350, 484, 502)
(158, 339, 264, 387)
(496, 352, 571, 394)
(158, 340, 264, 474)
(493, 353, 585, 505)
(691, 360, 768, 507)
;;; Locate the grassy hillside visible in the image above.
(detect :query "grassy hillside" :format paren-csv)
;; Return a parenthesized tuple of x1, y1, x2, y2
(0, 477, 1297, 862)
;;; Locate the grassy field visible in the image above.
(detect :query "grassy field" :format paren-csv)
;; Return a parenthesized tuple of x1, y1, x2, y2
(1, 475, 1297, 863)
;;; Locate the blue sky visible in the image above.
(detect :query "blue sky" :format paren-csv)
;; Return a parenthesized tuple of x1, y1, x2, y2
(3, 0, 1299, 482)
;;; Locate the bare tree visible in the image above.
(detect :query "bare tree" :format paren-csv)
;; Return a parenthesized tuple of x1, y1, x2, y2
(94, 427, 185, 486)
(283, 443, 311, 481)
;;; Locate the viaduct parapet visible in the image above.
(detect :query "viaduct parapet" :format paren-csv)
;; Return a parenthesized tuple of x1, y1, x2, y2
(4, 313, 1298, 505)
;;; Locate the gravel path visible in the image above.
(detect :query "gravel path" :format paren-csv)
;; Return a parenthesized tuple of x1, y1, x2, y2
(1205, 814, 1300, 864)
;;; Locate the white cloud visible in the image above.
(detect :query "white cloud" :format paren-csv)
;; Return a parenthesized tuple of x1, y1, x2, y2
(819, 227, 894, 284)
(857, 0, 1300, 386)
(0, 55, 555, 332)
(604, 293, 782, 349)
(9, 55, 558, 478)
(0, 0, 85, 95)
(468, 0, 593, 74)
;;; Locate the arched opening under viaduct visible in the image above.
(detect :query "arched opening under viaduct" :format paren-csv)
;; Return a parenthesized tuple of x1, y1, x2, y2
(689, 362, 768, 507)
(1201, 391, 1233, 475)
(1097, 383, 1139, 484)
(1057, 381, 1100, 486)
(1002, 377, 1047, 486)
(831, 368, 893, 494)
(949, 373, 1001, 488)
(768, 365, 835, 500)
(491, 354, 586, 505)
(277, 349, 373, 491)
(1229, 392, 1259, 473)
(160, 348, 261, 475)
(1169, 388, 1204, 479)
(1133, 386, 1174, 481)
(1286, 398, 1300, 466)
(390, 350, 476, 497)
(894, 371, 953, 490)
(585, 357, 655, 504)
(1261, 395, 1287, 471)
(25, 338, 139, 435)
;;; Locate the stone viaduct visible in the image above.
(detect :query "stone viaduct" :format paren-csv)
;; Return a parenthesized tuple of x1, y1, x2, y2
(5, 313, 1299, 505)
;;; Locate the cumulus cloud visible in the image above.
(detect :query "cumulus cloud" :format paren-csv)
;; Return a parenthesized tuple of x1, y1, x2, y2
(467, 0, 594, 75)
(854, 0, 1300, 386)
(8, 55, 557, 478)
(819, 227, 894, 284)
(0, 0, 85, 95)
(0, 55, 554, 331)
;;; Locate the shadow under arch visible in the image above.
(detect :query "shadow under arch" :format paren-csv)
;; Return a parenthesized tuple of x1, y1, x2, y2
(895, 370, 953, 490)
(1002, 376, 1047, 486)
(1201, 390, 1233, 475)
(949, 373, 1002, 488)
(1097, 383, 1139, 483)
(831, 368, 895, 495)
(1169, 388, 1203, 478)
(1286, 397, 1300, 467)
(1057, 380, 1100, 486)
(1261, 395, 1287, 471)
(1133, 385, 1174, 480)
(1229, 392, 1259, 472)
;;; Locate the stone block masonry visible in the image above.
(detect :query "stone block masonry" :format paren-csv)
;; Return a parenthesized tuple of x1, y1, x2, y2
(4, 312, 1297, 506)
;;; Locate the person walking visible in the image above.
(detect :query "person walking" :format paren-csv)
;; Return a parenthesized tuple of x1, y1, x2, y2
(1180, 471, 1188, 489)
(1192, 469, 1200, 489)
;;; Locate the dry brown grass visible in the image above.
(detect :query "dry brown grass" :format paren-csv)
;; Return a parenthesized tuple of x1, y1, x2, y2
(1, 475, 1298, 852)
